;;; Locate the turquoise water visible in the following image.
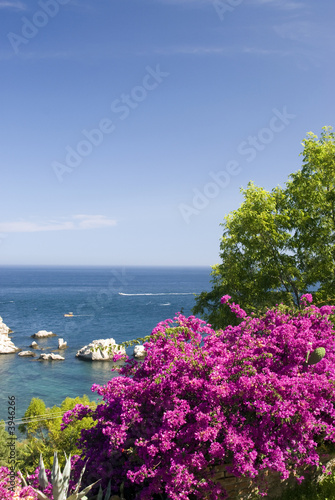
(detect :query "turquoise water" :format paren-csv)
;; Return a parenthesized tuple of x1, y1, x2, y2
(0, 266, 211, 422)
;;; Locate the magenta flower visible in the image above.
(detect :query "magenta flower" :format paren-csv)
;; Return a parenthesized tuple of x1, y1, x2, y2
(320, 305, 335, 315)
(220, 295, 231, 304)
(0, 467, 39, 499)
(300, 293, 313, 304)
(62, 302, 335, 499)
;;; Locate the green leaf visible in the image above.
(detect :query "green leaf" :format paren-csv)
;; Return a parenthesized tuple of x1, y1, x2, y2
(193, 127, 335, 328)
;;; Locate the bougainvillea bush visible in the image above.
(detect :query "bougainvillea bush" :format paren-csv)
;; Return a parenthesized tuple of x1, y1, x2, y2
(62, 295, 335, 499)
(0, 466, 37, 499)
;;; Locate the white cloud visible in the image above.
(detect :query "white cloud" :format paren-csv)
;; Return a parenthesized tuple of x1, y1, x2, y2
(274, 21, 312, 42)
(0, 221, 74, 233)
(0, 1, 26, 10)
(155, 0, 213, 4)
(72, 215, 117, 230)
(154, 45, 230, 56)
(157, 0, 304, 8)
(154, 44, 295, 57)
(242, 46, 290, 56)
(281, 2, 304, 8)
(251, 0, 304, 9)
(0, 215, 117, 233)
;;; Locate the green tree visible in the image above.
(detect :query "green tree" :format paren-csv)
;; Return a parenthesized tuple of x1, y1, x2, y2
(18, 397, 48, 441)
(286, 127, 335, 304)
(46, 396, 96, 457)
(0, 420, 11, 467)
(193, 127, 335, 328)
(16, 397, 50, 473)
(17, 395, 96, 473)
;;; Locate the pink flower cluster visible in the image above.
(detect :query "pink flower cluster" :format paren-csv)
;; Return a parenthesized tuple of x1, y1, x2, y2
(0, 457, 81, 500)
(62, 296, 335, 499)
(0, 467, 37, 499)
(221, 295, 247, 318)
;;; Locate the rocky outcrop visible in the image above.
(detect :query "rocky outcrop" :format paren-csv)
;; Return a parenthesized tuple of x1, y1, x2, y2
(30, 341, 40, 349)
(0, 316, 19, 354)
(18, 351, 36, 357)
(39, 353, 64, 361)
(133, 345, 146, 359)
(76, 338, 125, 361)
(58, 338, 67, 349)
(0, 336, 19, 354)
(32, 330, 56, 338)
(0, 316, 11, 335)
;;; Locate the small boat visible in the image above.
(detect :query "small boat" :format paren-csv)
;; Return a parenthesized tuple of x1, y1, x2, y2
(64, 312, 74, 317)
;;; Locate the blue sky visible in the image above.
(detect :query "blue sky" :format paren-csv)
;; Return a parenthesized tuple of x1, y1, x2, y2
(0, 0, 334, 266)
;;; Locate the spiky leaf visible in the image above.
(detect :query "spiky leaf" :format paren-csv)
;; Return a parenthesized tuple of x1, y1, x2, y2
(67, 479, 100, 500)
(51, 452, 64, 500)
(35, 491, 49, 500)
(38, 454, 49, 490)
(96, 485, 103, 500)
(73, 460, 87, 494)
(61, 453, 71, 497)
(104, 480, 111, 500)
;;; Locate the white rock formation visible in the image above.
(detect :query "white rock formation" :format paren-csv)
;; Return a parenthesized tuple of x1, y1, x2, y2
(18, 351, 36, 357)
(39, 353, 64, 361)
(133, 345, 146, 359)
(0, 317, 19, 354)
(0, 316, 11, 335)
(32, 330, 56, 338)
(58, 338, 67, 349)
(30, 341, 39, 349)
(76, 338, 125, 361)
(0, 336, 19, 354)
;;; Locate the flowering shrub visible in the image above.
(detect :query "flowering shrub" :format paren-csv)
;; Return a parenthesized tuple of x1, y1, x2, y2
(63, 295, 335, 499)
(0, 457, 81, 500)
(0, 467, 37, 499)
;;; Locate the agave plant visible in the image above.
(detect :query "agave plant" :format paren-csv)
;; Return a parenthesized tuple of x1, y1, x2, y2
(96, 481, 112, 500)
(93, 478, 127, 500)
(21, 452, 99, 500)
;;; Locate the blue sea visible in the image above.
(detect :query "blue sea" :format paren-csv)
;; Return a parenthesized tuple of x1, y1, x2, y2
(0, 266, 211, 424)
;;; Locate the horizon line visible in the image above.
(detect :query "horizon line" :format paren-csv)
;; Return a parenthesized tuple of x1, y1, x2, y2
(0, 264, 212, 268)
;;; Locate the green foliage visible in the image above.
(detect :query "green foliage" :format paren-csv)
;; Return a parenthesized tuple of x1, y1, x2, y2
(277, 468, 335, 500)
(18, 397, 48, 441)
(46, 396, 96, 458)
(286, 127, 335, 305)
(16, 395, 96, 474)
(194, 127, 335, 328)
(16, 437, 48, 475)
(0, 420, 10, 467)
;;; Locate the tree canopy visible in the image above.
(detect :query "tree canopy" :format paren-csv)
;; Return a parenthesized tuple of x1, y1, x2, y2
(0, 421, 10, 467)
(17, 395, 96, 472)
(193, 127, 335, 328)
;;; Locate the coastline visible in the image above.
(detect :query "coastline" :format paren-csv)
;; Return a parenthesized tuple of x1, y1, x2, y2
(0, 266, 211, 422)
